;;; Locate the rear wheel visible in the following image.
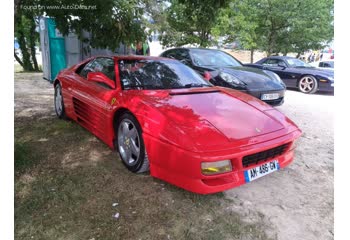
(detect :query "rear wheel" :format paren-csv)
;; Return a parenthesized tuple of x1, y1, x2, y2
(298, 75, 318, 94)
(116, 113, 149, 173)
(54, 83, 67, 119)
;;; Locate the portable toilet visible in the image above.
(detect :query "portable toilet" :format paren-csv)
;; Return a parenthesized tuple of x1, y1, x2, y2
(39, 17, 66, 82)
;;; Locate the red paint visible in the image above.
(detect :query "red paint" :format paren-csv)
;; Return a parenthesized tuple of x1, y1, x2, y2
(203, 71, 212, 80)
(87, 72, 116, 89)
(55, 56, 302, 194)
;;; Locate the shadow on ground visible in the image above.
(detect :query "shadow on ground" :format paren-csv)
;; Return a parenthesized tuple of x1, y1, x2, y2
(15, 116, 271, 240)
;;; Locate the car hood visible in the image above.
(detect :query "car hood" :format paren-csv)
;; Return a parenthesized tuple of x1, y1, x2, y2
(137, 88, 290, 150)
(208, 65, 284, 90)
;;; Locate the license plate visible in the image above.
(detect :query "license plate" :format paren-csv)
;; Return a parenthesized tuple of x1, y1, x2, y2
(261, 93, 279, 100)
(244, 160, 280, 182)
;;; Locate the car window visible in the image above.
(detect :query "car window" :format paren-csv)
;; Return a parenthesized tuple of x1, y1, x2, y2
(93, 58, 115, 81)
(277, 60, 287, 67)
(118, 59, 211, 90)
(78, 60, 94, 78)
(162, 49, 176, 59)
(79, 58, 115, 81)
(163, 49, 191, 63)
(262, 59, 279, 66)
(323, 62, 334, 68)
(285, 58, 311, 67)
(176, 49, 192, 63)
(76, 61, 90, 76)
(190, 49, 241, 67)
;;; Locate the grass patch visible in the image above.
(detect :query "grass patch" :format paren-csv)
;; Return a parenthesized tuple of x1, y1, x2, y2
(14, 142, 38, 173)
(15, 116, 273, 240)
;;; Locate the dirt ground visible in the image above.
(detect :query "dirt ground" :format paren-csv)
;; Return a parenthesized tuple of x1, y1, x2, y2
(14, 72, 333, 240)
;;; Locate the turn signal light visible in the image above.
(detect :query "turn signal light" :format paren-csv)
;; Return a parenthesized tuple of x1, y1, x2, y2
(201, 160, 232, 175)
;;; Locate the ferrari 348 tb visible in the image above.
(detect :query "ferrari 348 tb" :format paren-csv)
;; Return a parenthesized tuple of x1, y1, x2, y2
(54, 56, 302, 194)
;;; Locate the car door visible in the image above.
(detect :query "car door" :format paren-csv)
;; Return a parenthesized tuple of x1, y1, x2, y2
(71, 57, 116, 140)
(261, 59, 295, 87)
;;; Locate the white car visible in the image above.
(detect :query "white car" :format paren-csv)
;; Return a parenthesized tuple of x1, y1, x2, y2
(318, 60, 334, 69)
(310, 60, 334, 69)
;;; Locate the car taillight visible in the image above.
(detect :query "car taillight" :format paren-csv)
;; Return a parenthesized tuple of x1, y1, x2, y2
(203, 71, 212, 81)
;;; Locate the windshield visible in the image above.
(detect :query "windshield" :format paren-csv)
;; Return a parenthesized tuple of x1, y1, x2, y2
(286, 58, 312, 68)
(190, 49, 242, 67)
(119, 60, 212, 90)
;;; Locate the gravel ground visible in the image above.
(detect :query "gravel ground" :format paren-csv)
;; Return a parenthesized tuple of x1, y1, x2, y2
(15, 73, 333, 240)
(225, 90, 334, 240)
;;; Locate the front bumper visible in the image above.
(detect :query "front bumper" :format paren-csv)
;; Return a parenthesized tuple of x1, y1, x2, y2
(144, 129, 302, 194)
(318, 81, 334, 92)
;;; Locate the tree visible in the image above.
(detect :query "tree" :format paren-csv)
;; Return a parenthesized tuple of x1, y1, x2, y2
(14, 0, 150, 71)
(213, 0, 262, 63)
(160, 0, 230, 47)
(216, 0, 333, 60)
(15, 0, 40, 71)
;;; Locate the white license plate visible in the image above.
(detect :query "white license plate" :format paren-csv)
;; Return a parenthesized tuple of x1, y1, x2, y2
(244, 160, 280, 182)
(261, 93, 279, 100)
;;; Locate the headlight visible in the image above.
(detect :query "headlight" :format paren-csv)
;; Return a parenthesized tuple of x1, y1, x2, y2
(201, 160, 232, 175)
(264, 70, 283, 83)
(272, 72, 283, 83)
(219, 72, 243, 85)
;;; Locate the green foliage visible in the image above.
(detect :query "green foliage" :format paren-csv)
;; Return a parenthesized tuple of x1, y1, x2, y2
(216, 0, 334, 56)
(160, 0, 231, 47)
(15, 0, 40, 71)
(20, 0, 148, 49)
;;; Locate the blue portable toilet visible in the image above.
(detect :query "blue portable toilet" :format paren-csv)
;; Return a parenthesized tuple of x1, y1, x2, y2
(39, 17, 66, 82)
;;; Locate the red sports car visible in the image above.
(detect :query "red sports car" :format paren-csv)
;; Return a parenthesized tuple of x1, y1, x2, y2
(54, 56, 302, 194)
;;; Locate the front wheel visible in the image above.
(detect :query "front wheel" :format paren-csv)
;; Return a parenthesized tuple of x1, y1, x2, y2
(298, 75, 318, 94)
(116, 113, 149, 173)
(54, 83, 67, 119)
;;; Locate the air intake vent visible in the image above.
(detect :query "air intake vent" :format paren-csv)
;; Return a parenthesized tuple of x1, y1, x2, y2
(242, 143, 290, 167)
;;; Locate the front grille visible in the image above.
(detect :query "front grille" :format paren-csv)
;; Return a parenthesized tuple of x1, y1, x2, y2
(242, 143, 290, 167)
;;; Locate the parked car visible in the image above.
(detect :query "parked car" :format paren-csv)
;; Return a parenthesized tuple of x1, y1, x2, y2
(160, 48, 286, 106)
(246, 56, 334, 94)
(318, 60, 334, 69)
(54, 55, 302, 194)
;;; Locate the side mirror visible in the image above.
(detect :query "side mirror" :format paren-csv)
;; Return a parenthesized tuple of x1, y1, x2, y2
(277, 63, 286, 69)
(87, 72, 115, 89)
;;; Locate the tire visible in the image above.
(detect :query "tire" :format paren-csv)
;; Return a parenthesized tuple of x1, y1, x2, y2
(54, 83, 67, 119)
(116, 113, 149, 173)
(298, 75, 318, 94)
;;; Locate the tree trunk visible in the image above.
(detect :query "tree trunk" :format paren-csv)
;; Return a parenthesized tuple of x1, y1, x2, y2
(14, 50, 24, 67)
(250, 49, 254, 63)
(29, 17, 39, 71)
(15, 15, 34, 71)
(296, 52, 301, 58)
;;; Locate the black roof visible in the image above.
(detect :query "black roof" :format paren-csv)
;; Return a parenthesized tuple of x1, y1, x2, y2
(163, 47, 224, 52)
(263, 56, 296, 60)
